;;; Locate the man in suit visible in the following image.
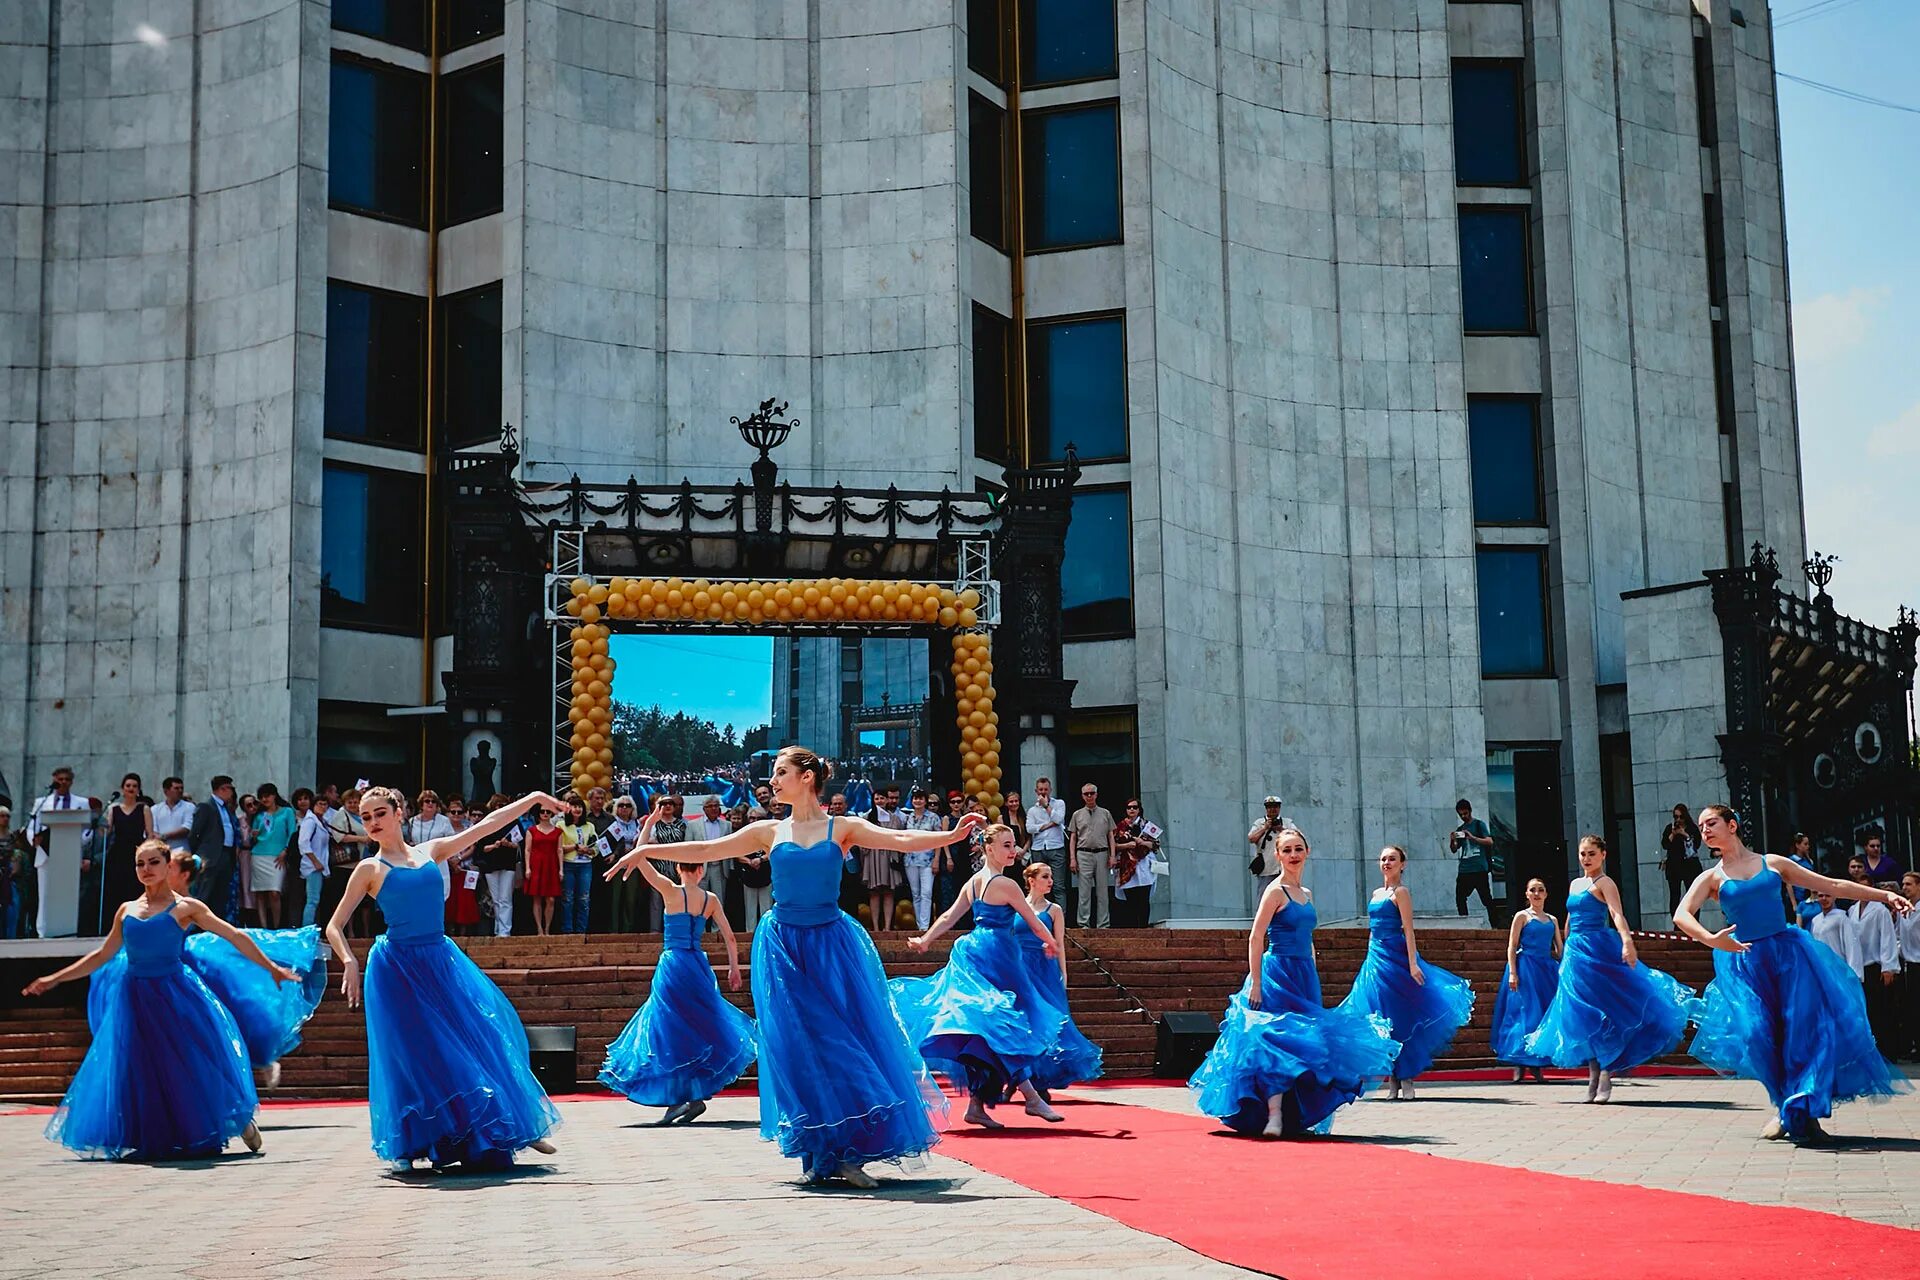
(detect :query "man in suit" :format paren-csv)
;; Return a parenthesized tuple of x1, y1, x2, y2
(189, 775, 241, 917)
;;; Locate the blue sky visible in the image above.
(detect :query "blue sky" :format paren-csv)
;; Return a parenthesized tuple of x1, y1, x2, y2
(1779, 2, 1920, 627)
(609, 634, 774, 733)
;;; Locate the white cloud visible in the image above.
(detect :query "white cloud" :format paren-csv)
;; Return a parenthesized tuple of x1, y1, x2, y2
(1793, 286, 1890, 368)
(1864, 401, 1920, 459)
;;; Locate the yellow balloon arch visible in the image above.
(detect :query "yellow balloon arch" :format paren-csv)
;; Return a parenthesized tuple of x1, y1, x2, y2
(560, 576, 1000, 814)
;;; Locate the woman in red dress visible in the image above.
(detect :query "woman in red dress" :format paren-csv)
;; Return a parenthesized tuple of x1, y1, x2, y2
(443, 796, 482, 936)
(523, 805, 563, 936)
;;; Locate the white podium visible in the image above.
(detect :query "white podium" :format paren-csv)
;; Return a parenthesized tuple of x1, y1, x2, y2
(35, 807, 94, 939)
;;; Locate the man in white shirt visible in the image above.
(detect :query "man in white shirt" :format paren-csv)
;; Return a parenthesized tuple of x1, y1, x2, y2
(1846, 855, 1901, 1055)
(1899, 871, 1920, 1063)
(1810, 893, 1864, 980)
(1248, 796, 1285, 887)
(26, 766, 90, 937)
(691, 795, 732, 897)
(1025, 776, 1068, 902)
(296, 793, 333, 927)
(151, 777, 196, 851)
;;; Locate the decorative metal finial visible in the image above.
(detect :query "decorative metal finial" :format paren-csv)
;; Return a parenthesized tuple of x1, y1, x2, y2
(1804, 550, 1839, 600)
(733, 397, 798, 460)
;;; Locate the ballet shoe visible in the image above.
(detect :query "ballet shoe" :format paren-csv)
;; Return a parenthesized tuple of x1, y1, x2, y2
(963, 1104, 1004, 1129)
(1385, 1078, 1401, 1101)
(241, 1122, 263, 1153)
(257, 1061, 282, 1091)
(1398, 1079, 1416, 1101)
(674, 1100, 708, 1125)
(529, 1138, 558, 1154)
(659, 1103, 689, 1126)
(1593, 1072, 1612, 1104)
(838, 1162, 879, 1189)
(1793, 1120, 1830, 1146)
(1760, 1117, 1787, 1140)
(388, 1158, 414, 1173)
(1511, 1067, 1524, 1084)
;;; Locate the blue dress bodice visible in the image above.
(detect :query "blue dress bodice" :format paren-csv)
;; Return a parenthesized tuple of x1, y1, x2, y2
(662, 888, 711, 952)
(1516, 915, 1555, 956)
(973, 899, 1017, 930)
(377, 859, 446, 945)
(769, 820, 844, 925)
(1017, 904, 1059, 953)
(1565, 885, 1609, 937)
(122, 904, 188, 977)
(1719, 865, 1790, 942)
(1267, 890, 1317, 958)
(1367, 889, 1405, 941)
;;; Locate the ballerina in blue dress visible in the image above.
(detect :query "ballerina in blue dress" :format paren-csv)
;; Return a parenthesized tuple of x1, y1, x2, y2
(597, 854, 756, 1125)
(1676, 803, 1910, 1144)
(1335, 846, 1474, 1099)
(1190, 826, 1399, 1136)
(1492, 877, 1562, 1082)
(892, 824, 1064, 1127)
(1018, 861, 1104, 1093)
(609, 746, 978, 1188)
(1524, 835, 1699, 1103)
(24, 838, 299, 1160)
(325, 786, 566, 1172)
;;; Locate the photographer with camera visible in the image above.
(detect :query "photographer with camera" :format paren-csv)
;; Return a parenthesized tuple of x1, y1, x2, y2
(1247, 796, 1284, 889)
(1450, 798, 1496, 923)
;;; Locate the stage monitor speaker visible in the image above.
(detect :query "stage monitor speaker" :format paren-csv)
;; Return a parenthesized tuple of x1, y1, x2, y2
(1154, 1010, 1219, 1078)
(526, 1024, 578, 1094)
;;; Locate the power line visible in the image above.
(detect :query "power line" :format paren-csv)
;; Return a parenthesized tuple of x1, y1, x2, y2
(1777, 70, 1920, 116)
(1775, 0, 1873, 29)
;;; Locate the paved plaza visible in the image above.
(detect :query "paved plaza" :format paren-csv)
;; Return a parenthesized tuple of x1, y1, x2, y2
(3, 1075, 1916, 1279)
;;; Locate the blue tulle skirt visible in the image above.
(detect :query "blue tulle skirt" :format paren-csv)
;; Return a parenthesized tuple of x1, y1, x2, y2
(364, 936, 560, 1165)
(51, 968, 257, 1160)
(1336, 943, 1474, 1078)
(1523, 932, 1698, 1071)
(598, 947, 757, 1107)
(1690, 927, 1909, 1133)
(1490, 948, 1560, 1067)
(754, 910, 947, 1177)
(1190, 952, 1399, 1134)
(88, 928, 329, 1068)
(890, 926, 1058, 1102)
(1016, 942, 1105, 1089)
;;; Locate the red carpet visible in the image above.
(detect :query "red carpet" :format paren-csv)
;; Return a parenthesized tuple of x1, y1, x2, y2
(936, 1099, 1917, 1279)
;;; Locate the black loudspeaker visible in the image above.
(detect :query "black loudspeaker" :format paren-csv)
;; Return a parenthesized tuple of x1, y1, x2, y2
(526, 1024, 578, 1095)
(1154, 1011, 1219, 1078)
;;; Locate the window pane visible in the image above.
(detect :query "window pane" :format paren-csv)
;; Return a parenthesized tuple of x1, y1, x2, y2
(968, 0, 1005, 85)
(323, 465, 424, 630)
(325, 281, 425, 448)
(440, 0, 505, 52)
(1024, 103, 1121, 251)
(329, 57, 427, 224)
(1065, 707, 1139, 819)
(968, 94, 1007, 251)
(440, 59, 504, 226)
(1459, 208, 1532, 333)
(439, 283, 502, 449)
(972, 304, 1011, 463)
(333, 0, 426, 51)
(1452, 61, 1525, 185)
(1063, 488, 1133, 638)
(1467, 397, 1541, 524)
(1476, 547, 1550, 676)
(1029, 314, 1125, 462)
(1023, 0, 1118, 86)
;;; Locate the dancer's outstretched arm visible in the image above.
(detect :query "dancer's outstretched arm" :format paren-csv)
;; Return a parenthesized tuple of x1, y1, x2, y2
(22, 908, 127, 995)
(1771, 855, 1911, 915)
(178, 898, 298, 985)
(419, 791, 565, 864)
(606, 802, 770, 875)
(843, 811, 985, 855)
(908, 875, 978, 951)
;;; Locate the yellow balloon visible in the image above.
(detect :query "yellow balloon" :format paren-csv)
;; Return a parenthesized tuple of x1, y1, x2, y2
(579, 603, 600, 623)
(958, 608, 977, 628)
(564, 596, 584, 617)
(773, 586, 793, 608)
(693, 591, 711, 611)
(968, 710, 987, 728)
(586, 732, 607, 749)
(569, 577, 589, 597)
(963, 751, 982, 770)
(666, 589, 684, 608)
(958, 588, 980, 609)
(963, 778, 983, 795)
(956, 698, 974, 716)
(596, 747, 614, 765)
(587, 584, 609, 605)
(572, 746, 594, 763)
(983, 750, 999, 768)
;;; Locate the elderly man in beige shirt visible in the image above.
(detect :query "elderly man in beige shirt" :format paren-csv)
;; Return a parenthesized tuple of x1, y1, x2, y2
(1067, 783, 1116, 928)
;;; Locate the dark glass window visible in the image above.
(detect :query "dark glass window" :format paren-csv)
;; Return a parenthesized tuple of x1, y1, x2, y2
(333, 0, 427, 51)
(330, 56, 427, 224)
(1023, 0, 1118, 86)
(968, 0, 1005, 85)
(1029, 313, 1125, 463)
(440, 59, 504, 226)
(323, 464, 424, 631)
(1065, 707, 1140, 821)
(1024, 102, 1121, 251)
(1451, 61, 1526, 186)
(968, 94, 1008, 251)
(438, 283, 502, 449)
(973, 305, 1012, 463)
(1062, 487, 1132, 638)
(325, 281, 425, 448)
(440, 0, 505, 52)
(1467, 397, 1542, 525)
(1476, 547, 1551, 676)
(1459, 207, 1533, 333)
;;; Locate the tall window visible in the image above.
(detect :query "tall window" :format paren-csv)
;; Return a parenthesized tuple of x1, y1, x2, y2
(1459, 207, 1533, 333)
(333, 0, 426, 51)
(1062, 487, 1133, 639)
(1475, 547, 1551, 676)
(439, 0, 505, 52)
(1466, 397, 1542, 525)
(1022, 0, 1118, 87)
(973, 305, 1012, 463)
(437, 283, 502, 449)
(1451, 61, 1526, 186)
(330, 56, 428, 224)
(440, 59, 504, 226)
(1028, 312, 1126, 463)
(323, 464, 425, 631)
(1065, 706, 1139, 811)
(325, 282, 426, 448)
(968, 0, 1006, 85)
(968, 93, 1009, 251)
(1024, 102, 1121, 251)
